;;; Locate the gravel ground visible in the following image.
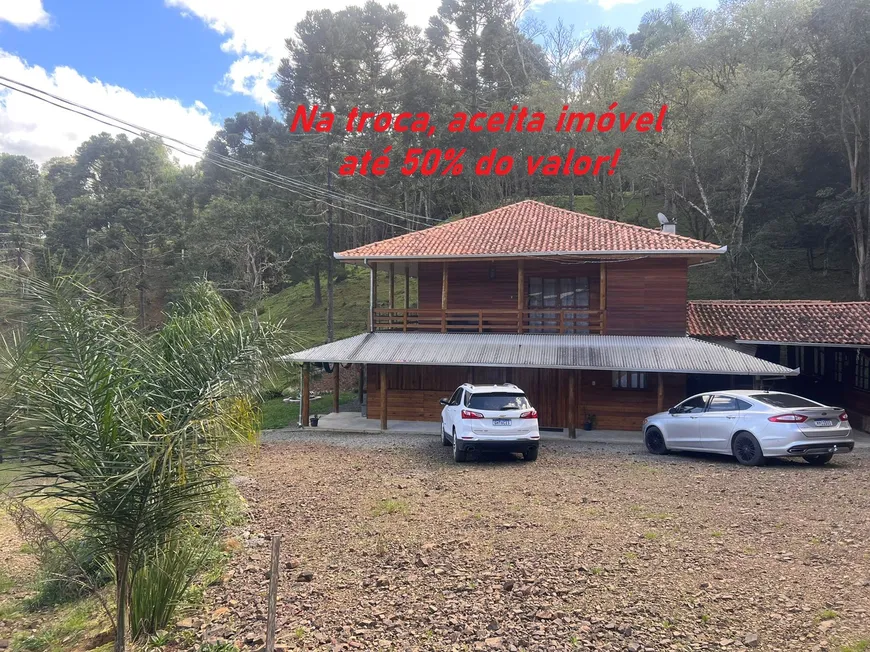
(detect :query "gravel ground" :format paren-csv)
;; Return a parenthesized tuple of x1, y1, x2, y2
(199, 429, 870, 652)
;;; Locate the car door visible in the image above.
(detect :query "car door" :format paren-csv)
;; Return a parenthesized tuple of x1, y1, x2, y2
(442, 387, 464, 437)
(664, 394, 709, 450)
(695, 395, 743, 452)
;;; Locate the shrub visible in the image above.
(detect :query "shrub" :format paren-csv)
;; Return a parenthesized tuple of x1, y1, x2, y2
(129, 535, 208, 641)
(28, 537, 112, 609)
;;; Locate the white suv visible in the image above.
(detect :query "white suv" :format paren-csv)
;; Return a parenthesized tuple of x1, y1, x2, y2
(440, 383, 540, 462)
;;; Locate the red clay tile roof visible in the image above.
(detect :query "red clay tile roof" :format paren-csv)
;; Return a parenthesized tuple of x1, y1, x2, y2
(687, 300, 870, 346)
(336, 200, 723, 259)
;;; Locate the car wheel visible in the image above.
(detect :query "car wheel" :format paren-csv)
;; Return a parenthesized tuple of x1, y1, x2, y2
(441, 423, 450, 446)
(452, 429, 467, 462)
(523, 447, 538, 462)
(803, 452, 834, 466)
(732, 431, 765, 466)
(644, 427, 669, 455)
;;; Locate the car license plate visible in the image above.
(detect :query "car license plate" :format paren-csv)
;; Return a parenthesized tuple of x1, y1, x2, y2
(814, 419, 833, 427)
(492, 419, 512, 426)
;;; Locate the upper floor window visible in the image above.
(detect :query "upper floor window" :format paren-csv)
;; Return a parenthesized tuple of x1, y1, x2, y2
(528, 276, 590, 333)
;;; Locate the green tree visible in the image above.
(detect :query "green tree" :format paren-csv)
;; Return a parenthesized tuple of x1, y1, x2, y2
(0, 154, 54, 272)
(1, 274, 284, 651)
(803, 0, 870, 297)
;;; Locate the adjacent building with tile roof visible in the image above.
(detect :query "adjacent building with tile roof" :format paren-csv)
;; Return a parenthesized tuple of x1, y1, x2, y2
(688, 300, 870, 346)
(687, 300, 870, 429)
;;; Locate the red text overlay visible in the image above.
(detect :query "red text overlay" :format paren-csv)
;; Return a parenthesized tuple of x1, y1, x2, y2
(289, 104, 667, 177)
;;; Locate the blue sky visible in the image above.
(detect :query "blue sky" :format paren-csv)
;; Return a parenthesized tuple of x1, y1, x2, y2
(0, 0, 716, 163)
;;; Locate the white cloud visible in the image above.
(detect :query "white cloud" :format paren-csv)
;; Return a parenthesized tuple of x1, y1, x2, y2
(0, 0, 50, 29)
(219, 55, 277, 106)
(165, 0, 434, 105)
(0, 51, 219, 164)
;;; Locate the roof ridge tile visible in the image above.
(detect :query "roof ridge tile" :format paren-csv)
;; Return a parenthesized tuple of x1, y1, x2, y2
(337, 200, 723, 259)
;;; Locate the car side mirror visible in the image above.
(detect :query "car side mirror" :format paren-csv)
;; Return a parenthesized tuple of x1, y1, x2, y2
(668, 407, 678, 415)
(439, 398, 449, 406)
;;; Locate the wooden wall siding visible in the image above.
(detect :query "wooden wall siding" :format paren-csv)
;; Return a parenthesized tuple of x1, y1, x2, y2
(417, 260, 601, 312)
(417, 258, 689, 335)
(604, 258, 689, 336)
(367, 364, 686, 430)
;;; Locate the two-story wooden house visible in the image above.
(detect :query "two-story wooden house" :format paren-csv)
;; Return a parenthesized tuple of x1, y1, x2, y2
(288, 201, 794, 434)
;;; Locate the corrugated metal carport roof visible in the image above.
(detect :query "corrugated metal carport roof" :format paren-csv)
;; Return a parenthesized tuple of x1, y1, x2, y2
(284, 332, 797, 376)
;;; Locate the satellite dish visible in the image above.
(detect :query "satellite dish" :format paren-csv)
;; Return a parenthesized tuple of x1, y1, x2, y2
(657, 212, 671, 225)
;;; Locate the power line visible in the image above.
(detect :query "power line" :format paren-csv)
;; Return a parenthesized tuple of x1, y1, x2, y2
(0, 79, 416, 233)
(0, 75, 440, 231)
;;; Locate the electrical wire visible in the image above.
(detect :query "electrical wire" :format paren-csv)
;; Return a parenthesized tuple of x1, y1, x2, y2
(0, 75, 440, 230)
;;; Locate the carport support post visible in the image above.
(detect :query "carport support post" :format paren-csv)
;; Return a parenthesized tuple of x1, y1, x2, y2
(657, 372, 664, 413)
(379, 365, 388, 430)
(333, 363, 340, 414)
(302, 363, 310, 427)
(567, 371, 576, 439)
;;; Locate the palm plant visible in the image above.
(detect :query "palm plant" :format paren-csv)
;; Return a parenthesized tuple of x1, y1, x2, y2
(0, 273, 286, 651)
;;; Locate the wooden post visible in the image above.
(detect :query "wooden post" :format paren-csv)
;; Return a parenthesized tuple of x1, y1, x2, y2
(517, 260, 525, 333)
(404, 265, 411, 331)
(265, 534, 281, 652)
(370, 262, 378, 332)
(599, 262, 607, 334)
(389, 262, 395, 309)
(441, 262, 449, 333)
(301, 363, 310, 426)
(567, 371, 576, 439)
(379, 365, 388, 430)
(333, 363, 340, 414)
(657, 372, 665, 413)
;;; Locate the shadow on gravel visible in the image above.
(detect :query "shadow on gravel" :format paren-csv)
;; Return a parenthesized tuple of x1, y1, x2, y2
(447, 451, 530, 465)
(661, 449, 852, 469)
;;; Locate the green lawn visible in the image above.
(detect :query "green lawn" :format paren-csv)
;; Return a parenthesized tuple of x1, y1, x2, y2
(260, 392, 357, 430)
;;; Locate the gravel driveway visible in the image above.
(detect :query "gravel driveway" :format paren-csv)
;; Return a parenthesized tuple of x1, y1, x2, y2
(202, 429, 870, 651)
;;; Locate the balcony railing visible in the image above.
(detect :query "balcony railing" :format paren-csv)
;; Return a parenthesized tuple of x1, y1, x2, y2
(372, 308, 605, 334)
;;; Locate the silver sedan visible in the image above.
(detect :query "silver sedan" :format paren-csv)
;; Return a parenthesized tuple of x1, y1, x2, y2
(642, 390, 854, 466)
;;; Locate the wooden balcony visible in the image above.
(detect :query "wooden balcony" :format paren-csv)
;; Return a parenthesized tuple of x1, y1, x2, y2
(372, 308, 605, 334)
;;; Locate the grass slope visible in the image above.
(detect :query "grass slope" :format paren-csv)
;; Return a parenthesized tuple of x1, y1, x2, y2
(259, 265, 415, 347)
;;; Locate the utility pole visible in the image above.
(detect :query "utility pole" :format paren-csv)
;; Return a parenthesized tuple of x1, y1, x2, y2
(326, 138, 335, 343)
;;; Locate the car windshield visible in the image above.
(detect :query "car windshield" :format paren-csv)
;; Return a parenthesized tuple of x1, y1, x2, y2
(466, 393, 531, 411)
(750, 393, 822, 408)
